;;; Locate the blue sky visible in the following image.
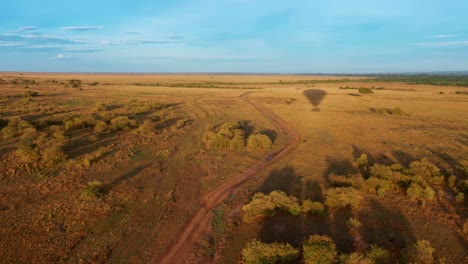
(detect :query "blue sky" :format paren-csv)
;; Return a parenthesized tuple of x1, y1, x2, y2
(1, 0, 467, 73)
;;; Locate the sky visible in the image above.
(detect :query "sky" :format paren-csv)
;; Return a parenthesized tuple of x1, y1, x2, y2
(0, 0, 467, 73)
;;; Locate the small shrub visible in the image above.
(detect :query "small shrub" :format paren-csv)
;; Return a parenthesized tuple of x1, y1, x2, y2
(455, 192, 464, 203)
(366, 245, 390, 264)
(242, 191, 301, 223)
(82, 181, 103, 197)
(1, 117, 33, 138)
(42, 145, 67, 166)
(247, 133, 272, 149)
(242, 240, 299, 264)
(325, 187, 362, 209)
(95, 103, 107, 111)
(110, 116, 137, 130)
(347, 217, 362, 229)
(403, 240, 435, 264)
(15, 128, 40, 163)
(344, 253, 373, 264)
(303, 235, 337, 264)
(329, 173, 354, 187)
(137, 119, 155, 134)
(94, 121, 109, 134)
(358, 88, 373, 94)
(409, 159, 444, 185)
(356, 154, 369, 167)
(22, 90, 39, 97)
(367, 177, 394, 197)
(302, 200, 325, 214)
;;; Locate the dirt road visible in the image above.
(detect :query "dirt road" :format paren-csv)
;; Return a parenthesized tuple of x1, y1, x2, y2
(157, 92, 302, 263)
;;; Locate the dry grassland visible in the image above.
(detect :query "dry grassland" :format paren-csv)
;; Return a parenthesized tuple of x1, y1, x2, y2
(0, 73, 466, 263)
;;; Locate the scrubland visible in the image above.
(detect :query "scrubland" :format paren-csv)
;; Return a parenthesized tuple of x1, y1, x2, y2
(0, 73, 466, 263)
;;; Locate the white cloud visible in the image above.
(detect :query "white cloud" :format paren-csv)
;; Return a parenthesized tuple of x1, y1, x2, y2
(425, 34, 457, 38)
(54, 54, 71, 59)
(411, 41, 468, 47)
(61, 26, 102, 31)
(15, 26, 38, 32)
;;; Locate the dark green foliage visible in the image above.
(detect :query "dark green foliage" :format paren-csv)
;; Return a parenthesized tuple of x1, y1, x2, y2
(370, 108, 407, 115)
(247, 133, 272, 149)
(358, 88, 374, 94)
(403, 240, 435, 264)
(301, 200, 325, 214)
(1, 117, 33, 138)
(325, 187, 362, 209)
(242, 191, 301, 223)
(82, 181, 103, 198)
(303, 235, 337, 264)
(372, 74, 468, 87)
(22, 90, 39, 97)
(366, 245, 390, 264)
(67, 79, 82, 88)
(242, 240, 299, 264)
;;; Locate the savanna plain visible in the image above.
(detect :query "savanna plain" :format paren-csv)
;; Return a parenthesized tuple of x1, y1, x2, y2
(0, 73, 466, 263)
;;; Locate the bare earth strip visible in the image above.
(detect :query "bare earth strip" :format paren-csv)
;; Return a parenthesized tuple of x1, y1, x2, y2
(157, 92, 302, 264)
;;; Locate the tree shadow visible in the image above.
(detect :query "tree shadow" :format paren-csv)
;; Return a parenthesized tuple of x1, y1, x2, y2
(348, 93, 362, 97)
(323, 156, 359, 185)
(358, 198, 416, 258)
(102, 164, 151, 193)
(259, 129, 277, 143)
(303, 89, 327, 112)
(239, 120, 255, 139)
(257, 166, 301, 197)
(391, 150, 417, 167)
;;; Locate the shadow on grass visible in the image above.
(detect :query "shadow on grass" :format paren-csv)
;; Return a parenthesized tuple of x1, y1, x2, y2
(359, 198, 416, 258)
(102, 164, 151, 193)
(303, 89, 327, 112)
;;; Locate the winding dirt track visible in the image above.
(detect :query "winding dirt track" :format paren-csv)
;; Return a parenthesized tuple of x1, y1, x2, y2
(157, 92, 301, 263)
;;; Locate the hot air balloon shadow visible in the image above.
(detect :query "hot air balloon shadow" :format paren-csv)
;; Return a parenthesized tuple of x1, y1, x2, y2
(303, 89, 326, 112)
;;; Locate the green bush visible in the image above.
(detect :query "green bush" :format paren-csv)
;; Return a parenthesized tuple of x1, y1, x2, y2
(94, 121, 109, 134)
(329, 173, 354, 187)
(110, 116, 137, 130)
(42, 145, 67, 166)
(358, 88, 374, 94)
(325, 187, 362, 209)
(366, 177, 394, 197)
(344, 253, 373, 264)
(347, 217, 362, 229)
(247, 133, 272, 149)
(302, 200, 325, 214)
(203, 122, 247, 149)
(15, 128, 40, 163)
(303, 235, 337, 264)
(82, 181, 103, 198)
(1, 117, 33, 138)
(403, 240, 435, 264)
(64, 115, 97, 131)
(242, 191, 301, 223)
(407, 183, 435, 205)
(242, 240, 299, 264)
(356, 154, 369, 167)
(409, 159, 444, 185)
(366, 245, 390, 264)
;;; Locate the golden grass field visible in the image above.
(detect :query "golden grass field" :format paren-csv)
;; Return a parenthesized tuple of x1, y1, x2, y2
(0, 73, 466, 263)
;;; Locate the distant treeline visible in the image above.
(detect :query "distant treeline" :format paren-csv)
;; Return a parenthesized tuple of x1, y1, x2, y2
(368, 74, 468, 87)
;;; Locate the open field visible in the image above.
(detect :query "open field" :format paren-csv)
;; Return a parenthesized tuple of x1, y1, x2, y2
(0, 73, 467, 263)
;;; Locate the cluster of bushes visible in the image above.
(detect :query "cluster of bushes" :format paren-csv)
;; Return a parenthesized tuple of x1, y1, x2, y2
(325, 187, 363, 209)
(125, 101, 167, 114)
(242, 240, 299, 264)
(369, 108, 407, 116)
(203, 122, 273, 150)
(242, 234, 424, 264)
(1, 117, 33, 138)
(15, 126, 67, 166)
(66, 79, 82, 88)
(242, 235, 435, 264)
(242, 191, 324, 223)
